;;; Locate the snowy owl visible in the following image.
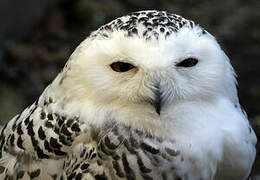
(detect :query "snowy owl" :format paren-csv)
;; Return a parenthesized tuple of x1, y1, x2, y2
(0, 10, 257, 180)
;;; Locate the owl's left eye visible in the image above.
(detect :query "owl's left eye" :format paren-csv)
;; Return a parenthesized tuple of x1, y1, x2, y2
(110, 62, 135, 72)
(176, 58, 198, 67)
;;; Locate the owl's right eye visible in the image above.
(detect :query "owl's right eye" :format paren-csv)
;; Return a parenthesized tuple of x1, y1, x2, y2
(110, 62, 135, 72)
(176, 58, 198, 67)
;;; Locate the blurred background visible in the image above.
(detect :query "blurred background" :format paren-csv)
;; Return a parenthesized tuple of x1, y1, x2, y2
(0, 0, 259, 178)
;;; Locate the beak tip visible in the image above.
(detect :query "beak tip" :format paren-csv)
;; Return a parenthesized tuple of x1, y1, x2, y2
(155, 105, 161, 115)
(153, 83, 162, 116)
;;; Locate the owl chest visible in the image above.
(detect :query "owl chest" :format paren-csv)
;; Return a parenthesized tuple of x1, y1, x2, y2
(67, 127, 194, 180)
(90, 124, 219, 180)
(100, 138, 184, 180)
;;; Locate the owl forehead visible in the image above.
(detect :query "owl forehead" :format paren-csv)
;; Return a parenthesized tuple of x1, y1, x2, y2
(92, 10, 202, 40)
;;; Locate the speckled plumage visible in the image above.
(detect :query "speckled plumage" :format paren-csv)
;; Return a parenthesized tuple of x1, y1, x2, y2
(92, 10, 202, 41)
(0, 10, 256, 180)
(0, 97, 183, 179)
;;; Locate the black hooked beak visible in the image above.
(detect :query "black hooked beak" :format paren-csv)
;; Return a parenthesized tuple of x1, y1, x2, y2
(153, 83, 163, 115)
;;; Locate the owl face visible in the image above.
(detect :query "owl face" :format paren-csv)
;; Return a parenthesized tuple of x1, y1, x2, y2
(61, 11, 237, 117)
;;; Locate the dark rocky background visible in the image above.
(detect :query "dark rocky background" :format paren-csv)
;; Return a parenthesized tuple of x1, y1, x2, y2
(0, 0, 259, 177)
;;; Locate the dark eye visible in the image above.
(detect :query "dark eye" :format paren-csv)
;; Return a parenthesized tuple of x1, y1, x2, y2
(176, 58, 198, 67)
(110, 62, 135, 72)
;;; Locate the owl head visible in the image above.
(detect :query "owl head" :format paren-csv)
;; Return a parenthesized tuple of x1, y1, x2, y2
(51, 10, 238, 129)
